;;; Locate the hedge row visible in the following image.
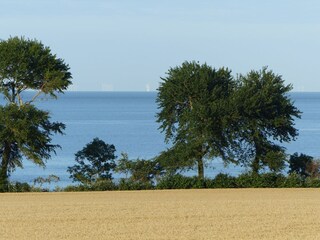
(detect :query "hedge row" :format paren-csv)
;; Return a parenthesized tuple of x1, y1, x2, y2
(7, 172, 320, 192)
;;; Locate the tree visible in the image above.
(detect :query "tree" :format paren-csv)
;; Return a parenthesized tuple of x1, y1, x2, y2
(156, 61, 237, 180)
(67, 138, 117, 184)
(0, 36, 72, 191)
(235, 67, 301, 173)
(116, 153, 164, 184)
(288, 153, 314, 177)
(157, 62, 301, 179)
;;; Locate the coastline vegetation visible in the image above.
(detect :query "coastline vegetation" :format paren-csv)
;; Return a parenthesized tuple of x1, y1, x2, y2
(0, 37, 318, 192)
(7, 150, 320, 192)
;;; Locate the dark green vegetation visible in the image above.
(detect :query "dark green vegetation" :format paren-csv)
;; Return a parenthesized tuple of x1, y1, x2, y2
(61, 140, 320, 191)
(8, 170, 320, 192)
(156, 62, 300, 179)
(288, 153, 320, 178)
(116, 153, 164, 185)
(5, 138, 320, 192)
(156, 62, 236, 180)
(0, 36, 72, 191)
(67, 138, 117, 185)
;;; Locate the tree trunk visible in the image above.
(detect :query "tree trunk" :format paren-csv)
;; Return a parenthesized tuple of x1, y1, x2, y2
(0, 142, 10, 192)
(251, 156, 260, 174)
(197, 158, 204, 180)
(251, 136, 261, 174)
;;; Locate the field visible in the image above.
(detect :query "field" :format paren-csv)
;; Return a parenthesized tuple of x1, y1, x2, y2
(1, 189, 320, 240)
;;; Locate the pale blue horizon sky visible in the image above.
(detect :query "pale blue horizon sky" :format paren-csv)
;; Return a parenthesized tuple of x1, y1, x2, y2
(1, 0, 320, 91)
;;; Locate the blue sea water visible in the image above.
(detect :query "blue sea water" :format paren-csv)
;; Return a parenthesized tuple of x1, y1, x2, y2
(7, 92, 320, 187)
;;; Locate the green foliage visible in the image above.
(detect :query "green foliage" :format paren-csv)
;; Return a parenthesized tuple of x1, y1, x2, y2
(235, 67, 301, 173)
(212, 173, 237, 188)
(0, 36, 72, 103)
(304, 177, 320, 188)
(8, 182, 32, 192)
(157, 62, 300, 178)
(235, 172, 286, 188)
(7, 181, 43, 192)
(0, 36, 72, 192)
(157, 61, 237, 179)
(67, 138, 117, 184)
(118, 178, 154, 191)
(64, 180, 116, 192)
(63, 184, 89, 192)
(116, 153, 164, 184)
(288, 153, 314, 177)
(0, 104, 65, 191)
(157, 174, 206, 189)
(280, 173, 304, 188)
(89, 179, 116, 191)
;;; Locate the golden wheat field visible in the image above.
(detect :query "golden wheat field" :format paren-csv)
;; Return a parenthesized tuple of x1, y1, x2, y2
(1, 189, 320, 240)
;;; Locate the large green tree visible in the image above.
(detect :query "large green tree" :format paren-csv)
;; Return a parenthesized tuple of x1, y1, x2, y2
(0, 36, 72, 191)
(157, 62, 301, 179)
(156, 61, 237, 179)
(235, 67, 301, 173)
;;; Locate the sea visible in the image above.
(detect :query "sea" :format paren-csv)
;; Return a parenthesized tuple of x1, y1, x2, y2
(6, 92, 320, 187)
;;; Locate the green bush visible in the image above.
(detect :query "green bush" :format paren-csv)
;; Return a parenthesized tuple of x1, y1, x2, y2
(235, 172, 286, 188)
(259, 173, 286, 188)
(64, 180, 116, 192)
(89, 179, 116, 191)
(304, 177, 320, 188)
(156, 174, 205, 189)
(212, 173, 237, 188)
(236, 173, 261, 188)
(118, 178, 154, 191)
(63, 184, 89, 192)
(8, 182, 32, 192)
(280, 173, 304, 188)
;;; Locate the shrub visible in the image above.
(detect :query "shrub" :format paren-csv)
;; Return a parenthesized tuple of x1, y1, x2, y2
(64, 180, 116, 192)
(89, 179, 116, 191)
(236, 173, 261, 188)
(116, 154, 164, 185)
(280, 172, 304, 188)
(212, 173, 237, 188)
(259, 173, 286, 188)
(118, 178, 154, 190)
(304, 177, 320, 188)
(63, 184, 89, 192)
(156, 175, 203, 189)
(235, 172, 286, 188)
(8, 182, 32, 192)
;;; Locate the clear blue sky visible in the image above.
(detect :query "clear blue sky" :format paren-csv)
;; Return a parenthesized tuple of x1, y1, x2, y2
(1, 0, 320, 91)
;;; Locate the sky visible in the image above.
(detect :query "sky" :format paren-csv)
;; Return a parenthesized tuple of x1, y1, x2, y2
(1, 0, 320, 91)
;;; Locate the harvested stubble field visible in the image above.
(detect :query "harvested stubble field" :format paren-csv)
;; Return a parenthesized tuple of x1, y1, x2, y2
(1, 189, 320, 240)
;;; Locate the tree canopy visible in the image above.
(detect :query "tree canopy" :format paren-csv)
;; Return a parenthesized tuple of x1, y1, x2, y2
(0, 36, 71, 105)
(156, 61, 237, 179)
(157, 61, 301, 178)
(234, 68, 301, 173)
(288, 153, 315, 177)
(67, 138, 117, 184)
(0, 36, 72, 191)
